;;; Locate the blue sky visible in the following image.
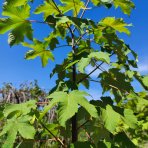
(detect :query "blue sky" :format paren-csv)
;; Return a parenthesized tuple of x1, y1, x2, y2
(0, 1, 148, 98)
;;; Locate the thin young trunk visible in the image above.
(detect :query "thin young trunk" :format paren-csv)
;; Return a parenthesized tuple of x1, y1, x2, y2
(71, 34, 78, 143)
(72, 113, 77, 142)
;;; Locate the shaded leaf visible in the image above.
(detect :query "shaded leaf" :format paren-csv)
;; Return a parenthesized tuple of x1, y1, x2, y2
(78, 51, 110, 73)
(114, 132, 136, 148)
(44, 32, 59, 50)
(70, 141, 95, 148)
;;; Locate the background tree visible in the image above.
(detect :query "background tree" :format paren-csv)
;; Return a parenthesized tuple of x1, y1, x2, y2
(0, 0, 148, 147)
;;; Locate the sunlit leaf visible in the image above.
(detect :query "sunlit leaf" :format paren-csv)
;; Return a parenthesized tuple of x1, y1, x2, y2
(34, 1, 60, 20)
(4, 100, 36, 117)
(23, 39, 54, 67)
(102, 105, 121, 133)
(0, 4, 32, 46)
(113, 0, 135, 15)
(0, 116, 35, 147)
(100, 17, 131, 35)
(61, 0, 85, 16)
(40, 90, 98, 126)
(124, 109, 137, 128)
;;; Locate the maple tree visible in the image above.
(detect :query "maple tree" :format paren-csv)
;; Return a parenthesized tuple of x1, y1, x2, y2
(0, 0, 148, 147)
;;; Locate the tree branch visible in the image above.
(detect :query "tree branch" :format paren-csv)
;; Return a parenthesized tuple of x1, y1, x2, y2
(77, 61, 104, 84)
(77, 53, 114, 84)
(80, 0, 91, 19)
(82, 127, 94, 143)
(73, 0, 91, 32)
(75, 32, 87, 46)
(40, 122, 65, 147)
(29, 20, 54, 25)
(77, 119, 90, 130)
(55, 45, 71, 49)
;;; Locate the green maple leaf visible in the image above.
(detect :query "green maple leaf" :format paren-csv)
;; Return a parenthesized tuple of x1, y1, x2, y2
(77, 58, 91, 73)
(23, 39, 54, 67)
(4, 0, 31, 7)
(92, 0, 134, 15)
(55, 16, 73, 27)
(40, 90, 98, 127)
(141, 75, 148, 88)
(0, 116, 35, 148)
(3, 100, 36, 117)
(61, 0, 85, 16)
(91, 0, 100, 6)
(34, 1, 60, 20)
(135, 75, 148, 90)
(101, 105, 121, 133)
(92, 0, 113, 6)
(77, 51, 110, 73)
(55, 16, 91, 35)
(1, 128, 17, 148)
(99, 17, 131, 35)
(0, 4, 33, 46)
(44, 32, 59, 50)
(99, 68, 133, 94)
(113, 0, 135, 15)
(8, 22, 33, 46)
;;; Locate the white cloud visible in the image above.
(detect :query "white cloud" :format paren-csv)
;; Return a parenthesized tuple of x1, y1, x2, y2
(86, 89, 102, 100)
(137, 56, 148, 74)
(138, 64, 148, 74)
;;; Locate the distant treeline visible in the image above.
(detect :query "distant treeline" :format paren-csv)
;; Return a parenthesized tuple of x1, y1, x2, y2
(0, 81, 56, 122)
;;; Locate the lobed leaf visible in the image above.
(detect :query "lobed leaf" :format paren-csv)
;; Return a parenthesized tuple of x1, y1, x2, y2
(3, 100, 36, 118)
(40, 90, 98, 127)
(4, 0, 33, 7)
(99, 17, 131, 35)
(124, 109, 137, 128)
(101, 105, 121, 133)
(0, 116, 35, 148)
(113, 0, 135, 15)
(77, 51, 110, 73)
(34, 1, 60, 20)
(0, 4, 33, 46)
(91, 0, 135, 15)
(61, 0, 85, 16)
(23, 39, 54, 67)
